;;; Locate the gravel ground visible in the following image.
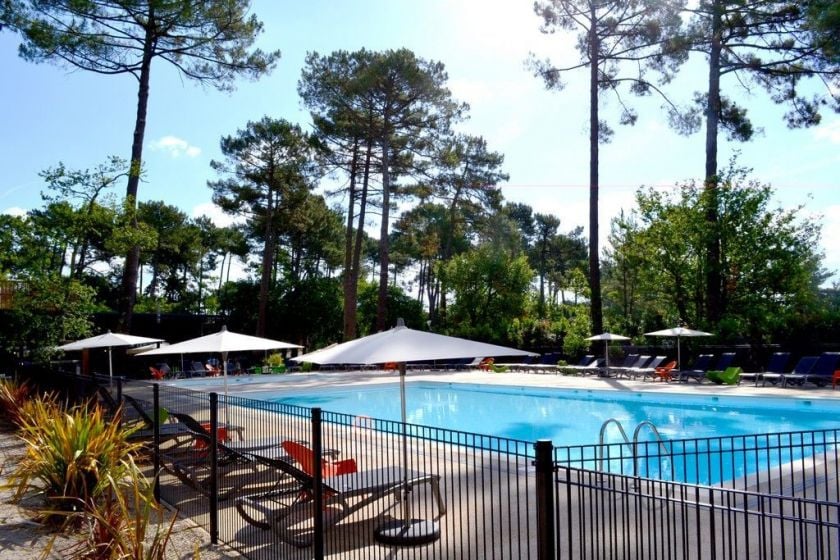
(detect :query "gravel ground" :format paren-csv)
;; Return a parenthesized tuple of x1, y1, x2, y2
(0, 430, 240, 560)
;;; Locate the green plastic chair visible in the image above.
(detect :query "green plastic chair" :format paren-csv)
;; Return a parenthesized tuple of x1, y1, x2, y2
(706, 366, 742, 385)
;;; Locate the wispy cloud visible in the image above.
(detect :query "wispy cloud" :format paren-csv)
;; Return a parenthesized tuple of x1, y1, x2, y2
(2, 206, 27, 217)
(149, 135, 202, 158)
(192, 202, 243, 228)
(814, 119, 840, 144)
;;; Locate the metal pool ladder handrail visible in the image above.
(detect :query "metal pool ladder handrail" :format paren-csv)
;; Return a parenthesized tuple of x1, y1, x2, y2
(598, 418, 672, 478)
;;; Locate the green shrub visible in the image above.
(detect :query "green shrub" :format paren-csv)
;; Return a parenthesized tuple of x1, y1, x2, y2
(265, 353, 286, 374)
(10, 398, 146, 523)
(265, 353, 284, 367)
(300, 362, 314, 372)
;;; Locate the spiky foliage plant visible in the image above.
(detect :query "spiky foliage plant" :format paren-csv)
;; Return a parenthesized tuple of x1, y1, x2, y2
(0, 379, 35, 429)
(65, 472, 176, 560)
(10, 398, 146, 523)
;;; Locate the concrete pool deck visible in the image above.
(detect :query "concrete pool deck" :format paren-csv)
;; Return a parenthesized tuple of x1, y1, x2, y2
(160, 366, 840, 401)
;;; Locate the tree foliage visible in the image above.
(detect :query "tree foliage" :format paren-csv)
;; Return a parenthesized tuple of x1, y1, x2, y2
(808, 0, 840, 62)
(1, 0, 280, 330)
(300, 48, 465, 334)
(604, 162, 825, 344)
(209, 117, 318, 336)
(530, 0, 686, 335)
(444, 244, 534, 345)
(668, 0, 840, 324)
(5, 276, 97, 362)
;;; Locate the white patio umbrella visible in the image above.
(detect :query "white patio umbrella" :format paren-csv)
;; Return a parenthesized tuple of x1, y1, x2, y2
(292, 319, 537, 545)
(644, 327, 712, 370)
(137, 326, 302, 398)
(58, 331, 165, 379)
(585, 332, 630, 375)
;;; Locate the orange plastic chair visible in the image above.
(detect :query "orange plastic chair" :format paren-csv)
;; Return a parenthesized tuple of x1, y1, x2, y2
(479, 358, 495, 371)
(149, 366, 166, 380)
(832, 370, 840, 389)
(653, 361, 678, 382)
(205, 363, 221, 376)
(192, 422, 230, 451)
(281, 440, 357, 478)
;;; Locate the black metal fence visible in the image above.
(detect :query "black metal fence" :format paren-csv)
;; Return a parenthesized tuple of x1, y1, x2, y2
(19, 369, 840, 559)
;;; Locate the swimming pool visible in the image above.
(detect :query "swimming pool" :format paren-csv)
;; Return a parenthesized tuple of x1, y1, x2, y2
(254, 381, 840, 445)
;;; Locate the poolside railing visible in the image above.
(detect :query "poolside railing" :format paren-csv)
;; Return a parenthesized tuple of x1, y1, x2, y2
(555, 429, 840, 502)
(19, 369, 840, 559)
(552, 465, 840, 559)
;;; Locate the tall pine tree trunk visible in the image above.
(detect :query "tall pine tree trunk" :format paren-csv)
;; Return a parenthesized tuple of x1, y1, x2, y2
(256, 185, 276, 336)
(348, 139, 373, 339)
(376, 133, 391, 332)
(342, 140, 360, 340)
(588, 13, 604, 335)
(118, 15, 155, 333)
(704, 0, 724, 325)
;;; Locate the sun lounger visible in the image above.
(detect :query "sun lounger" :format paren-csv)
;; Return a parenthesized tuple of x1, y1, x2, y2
(804, 352, 840, 387)
(612, 355, 651, 378)
(677, 354, 715, 383)
(595, 353, 638, 378)
(559, 356, 601, 375)
(763, 356, 818, 387)
(235, 440, 446, 547)
(160, 411, 296, 499)
(626, 356, 667, 380)
(122, 394, 210, 444)
(738, 352, 790, 386)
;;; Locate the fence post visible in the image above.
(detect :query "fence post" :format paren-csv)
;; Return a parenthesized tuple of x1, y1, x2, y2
(209, 392, 219, 544)
(153, 383, 161, 502)
(115, 376, 123, 402)
(312, 408, 324, 560)
(535, 439, 556, 560)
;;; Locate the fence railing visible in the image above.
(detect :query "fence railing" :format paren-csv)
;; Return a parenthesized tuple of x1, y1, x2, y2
(553, 466, 840, 559)
(17, 368, 840, 560)
(554, 428, 840, 502)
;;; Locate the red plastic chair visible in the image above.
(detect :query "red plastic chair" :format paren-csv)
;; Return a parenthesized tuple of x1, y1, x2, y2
(653, 361, 678, 382)
(282, 440, 357, 478)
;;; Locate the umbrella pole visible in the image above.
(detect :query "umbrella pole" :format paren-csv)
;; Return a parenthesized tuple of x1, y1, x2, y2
(222, 351, 229, 426)
(400, 362, 411, 524)
(374, 362, 440, 545)
(677, 337, 682, 371)
(604, 340, 609, 376)
(108, 347, 113, 382)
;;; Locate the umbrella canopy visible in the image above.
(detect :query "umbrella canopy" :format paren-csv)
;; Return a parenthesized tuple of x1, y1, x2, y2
(138, 327, 301, 357)
(292, 324, 537, 365)
(644, 327, 712, 370)
(58, 331, 165, 378)
(137, 326, 302, 396)
(291, 321, 535, 545)
(645, 327, 712, 338)
(585, 332, 630, 372)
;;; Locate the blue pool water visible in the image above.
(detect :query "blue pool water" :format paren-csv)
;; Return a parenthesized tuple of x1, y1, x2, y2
(256, 381, 840, 445)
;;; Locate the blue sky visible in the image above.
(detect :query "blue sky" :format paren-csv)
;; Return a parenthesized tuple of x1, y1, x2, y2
(2, 0, 839, 278)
